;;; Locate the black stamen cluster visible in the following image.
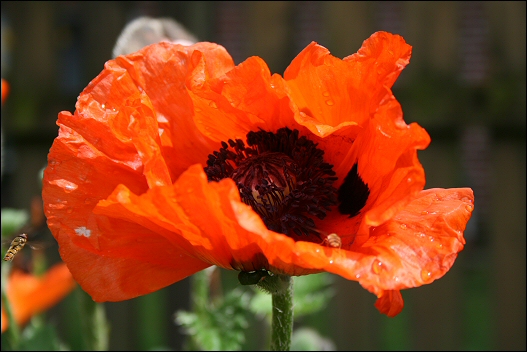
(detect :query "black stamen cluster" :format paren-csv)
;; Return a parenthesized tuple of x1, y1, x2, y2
(205, 127, 338, 239)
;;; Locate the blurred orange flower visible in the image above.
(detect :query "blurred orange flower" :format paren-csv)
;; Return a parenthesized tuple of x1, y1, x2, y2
(1, 263, 76, 332)
(1, 79, 8, 104)
(42, 31, 474, 316)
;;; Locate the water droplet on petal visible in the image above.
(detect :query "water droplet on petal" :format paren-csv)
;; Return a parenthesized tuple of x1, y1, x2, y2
(418, 233, 426, 238)
(315, 248, 320, 253)
(429, 236, 435, 242)
(421, 269, 432, 281)
(400, 223, 407, 229)
(322, 91, 330, 97)
(329, 260, 334, 264)
(407, 177, 413, 183)
(101, 104, 106, 109)
(421, 210, 429, 215)
(461, 196, 473, 203)
(355, 274, 361, 279)
(465, 204, 474, 212)
(372, 259, 383, 274)
(394, 276, 399, 282)
(325, 100, 334, 106)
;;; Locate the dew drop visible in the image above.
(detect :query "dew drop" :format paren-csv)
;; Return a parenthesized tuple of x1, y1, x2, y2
(429, 236, 435, 242)
(322, 91, 330, 97)
(372, 259, 383, 274)
(325, 100, 334, 106)
(421, 210, 429, 215)
(437, 243, 443, 249)
(270, 83, 276, 89)
(329, 260, 334, 264)
(112, 108, 117, 112)
(465, 204, 474, 212)
(101, 104, 106, 109)
(355, 274, 361, 279)
(209, 101, 218, 109)
(315, 248, 320, 253)
(407, 177, 413, 183)
(400, 223, 407, 229)
(461, 196, 473, 203)
(418, 233, 426, 238)
(394, 276, 399, 282)
(421, 269, 432, 281)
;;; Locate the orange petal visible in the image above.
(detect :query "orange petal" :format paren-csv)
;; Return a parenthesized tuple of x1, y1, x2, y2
(3, 263, 76, 330)
(187, 55, 299, 143)
(351, 97, 431, 235)
(118, 42, 234, 177)
(374, 290, 404, 317)
(284, 32, 411, 138)
(343, 31, 412, 91)
(43, 124, 210, 301)
(327, 188, 474, 296)
(56, 222, 209, 302)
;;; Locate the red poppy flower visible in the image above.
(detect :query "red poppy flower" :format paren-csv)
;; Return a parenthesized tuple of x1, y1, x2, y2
(42, 32, 474, 317)
(1, 263, 76, 332)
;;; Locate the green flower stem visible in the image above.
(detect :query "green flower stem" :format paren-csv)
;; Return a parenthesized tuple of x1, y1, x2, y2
(1, 263, 20, 349)
(270, 275, 294, 351)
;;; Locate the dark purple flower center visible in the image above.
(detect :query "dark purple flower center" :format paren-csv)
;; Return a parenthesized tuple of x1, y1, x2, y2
(204, 127, 338, 241)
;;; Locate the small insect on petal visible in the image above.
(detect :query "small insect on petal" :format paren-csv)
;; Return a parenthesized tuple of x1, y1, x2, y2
(322, 233, 342, 248)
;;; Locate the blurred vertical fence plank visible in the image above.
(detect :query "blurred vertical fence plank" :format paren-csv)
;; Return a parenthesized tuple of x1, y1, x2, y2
(246, 1, 293, 74)
(491, 142, 526, 350)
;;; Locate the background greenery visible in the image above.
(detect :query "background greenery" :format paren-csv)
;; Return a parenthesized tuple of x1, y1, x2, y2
(1, 1, 525, 350)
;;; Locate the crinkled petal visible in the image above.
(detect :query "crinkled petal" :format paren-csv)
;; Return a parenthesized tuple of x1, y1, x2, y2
(284, 32, 411, 138)
(325, 188, 473, 297)
(187, 55, 298, 143)
(42, 113, 209, 301)
(84, 41, 234, 179)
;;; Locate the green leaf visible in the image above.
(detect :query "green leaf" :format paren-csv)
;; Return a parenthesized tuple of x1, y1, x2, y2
(291, 327, 336, 351)
(16, 317, 67, 351)
(175, 288, 251, 351)
(292, 273, 335, 317)
(1, 208, 29, 239)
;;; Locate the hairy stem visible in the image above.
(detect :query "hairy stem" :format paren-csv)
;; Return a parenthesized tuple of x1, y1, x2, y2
(270, 275, 294, 351)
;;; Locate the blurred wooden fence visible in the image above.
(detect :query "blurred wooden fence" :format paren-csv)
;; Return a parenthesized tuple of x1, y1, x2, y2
(1, 1, 525, 350)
